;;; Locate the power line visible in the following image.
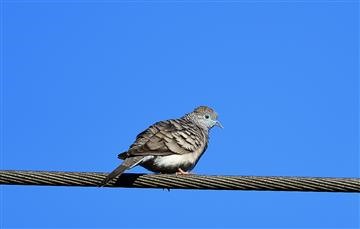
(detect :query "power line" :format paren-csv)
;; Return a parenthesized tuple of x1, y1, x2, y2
(0, 170, 359, 193)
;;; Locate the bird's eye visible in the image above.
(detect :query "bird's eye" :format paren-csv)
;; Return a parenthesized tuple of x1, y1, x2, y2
(205, 115, 210, 119)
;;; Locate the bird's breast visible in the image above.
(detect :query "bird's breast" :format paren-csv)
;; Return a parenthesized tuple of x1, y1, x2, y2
(153, 153, 198, 168)
(140, 144, 207, 173)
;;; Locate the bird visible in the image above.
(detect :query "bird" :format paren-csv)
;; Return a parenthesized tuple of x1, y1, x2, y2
(99, 105, 222, 186)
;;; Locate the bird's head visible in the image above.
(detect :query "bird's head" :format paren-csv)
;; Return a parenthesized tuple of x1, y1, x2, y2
(188, 106, 223, 130)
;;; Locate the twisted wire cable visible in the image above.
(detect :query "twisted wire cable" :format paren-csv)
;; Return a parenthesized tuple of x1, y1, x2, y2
(0, 170, 359, 193)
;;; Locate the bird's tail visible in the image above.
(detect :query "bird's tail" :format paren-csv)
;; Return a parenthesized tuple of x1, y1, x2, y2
(99, 157, 143, 187)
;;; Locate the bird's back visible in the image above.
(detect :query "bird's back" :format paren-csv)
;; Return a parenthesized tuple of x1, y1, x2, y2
(118, 118, 209, 170)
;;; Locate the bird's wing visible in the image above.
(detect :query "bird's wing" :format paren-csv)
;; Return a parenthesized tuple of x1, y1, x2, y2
(119, 119, 205, 158)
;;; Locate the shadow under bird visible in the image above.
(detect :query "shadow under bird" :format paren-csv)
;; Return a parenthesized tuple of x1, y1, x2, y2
(99, 106, 222, 186)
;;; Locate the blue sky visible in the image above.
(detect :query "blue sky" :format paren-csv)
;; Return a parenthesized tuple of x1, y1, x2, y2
(1, 1, 358, 228)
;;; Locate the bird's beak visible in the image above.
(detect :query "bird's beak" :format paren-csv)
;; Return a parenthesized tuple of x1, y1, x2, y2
(215, 120, 223, 128)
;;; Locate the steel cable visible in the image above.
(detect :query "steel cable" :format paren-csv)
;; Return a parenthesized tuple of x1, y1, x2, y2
(0, 170, 359, 193)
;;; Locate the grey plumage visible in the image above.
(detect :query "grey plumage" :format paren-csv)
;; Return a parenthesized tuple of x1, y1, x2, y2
(99, 106, 222, 186)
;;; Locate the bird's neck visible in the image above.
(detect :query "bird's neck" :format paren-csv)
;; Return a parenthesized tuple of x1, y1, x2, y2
(183, 113, 210, 133)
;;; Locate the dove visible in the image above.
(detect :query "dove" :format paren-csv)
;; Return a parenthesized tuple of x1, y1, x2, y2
(99, 106, 222, 186)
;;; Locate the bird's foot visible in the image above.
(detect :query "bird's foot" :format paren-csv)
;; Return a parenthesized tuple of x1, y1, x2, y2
(176, 168, 190, 175)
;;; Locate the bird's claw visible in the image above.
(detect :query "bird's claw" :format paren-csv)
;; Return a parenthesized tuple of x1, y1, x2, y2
(176, 168, 190, 175)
